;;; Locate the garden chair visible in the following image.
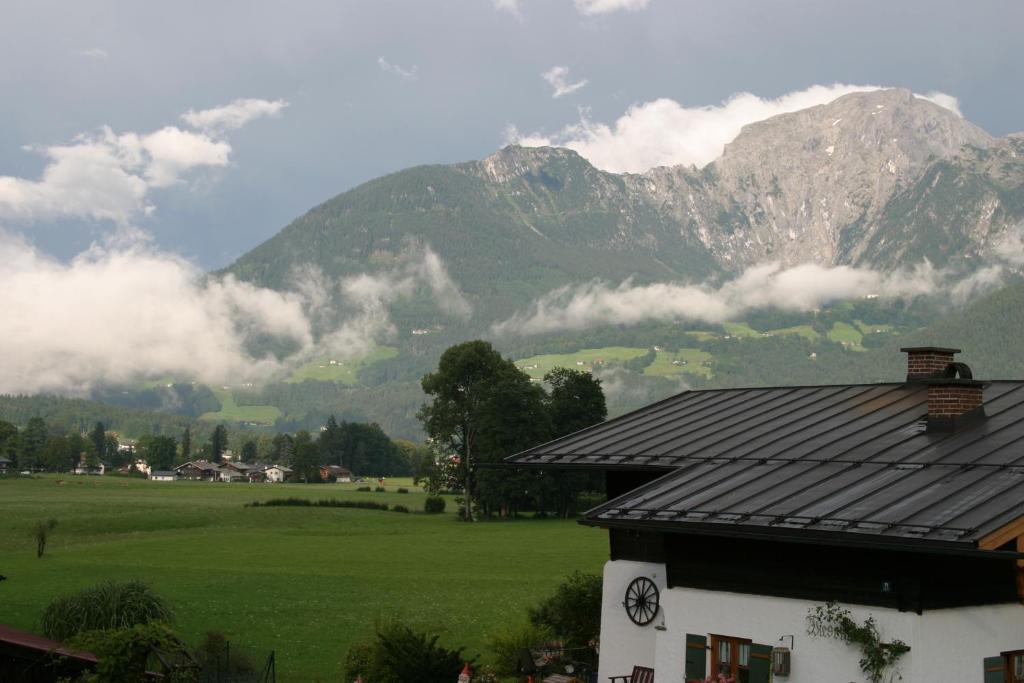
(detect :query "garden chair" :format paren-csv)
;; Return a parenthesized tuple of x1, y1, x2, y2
(609, 665, 654, 683)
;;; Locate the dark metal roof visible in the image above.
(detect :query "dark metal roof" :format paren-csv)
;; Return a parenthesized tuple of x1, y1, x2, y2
(505, 380, 1024, 552)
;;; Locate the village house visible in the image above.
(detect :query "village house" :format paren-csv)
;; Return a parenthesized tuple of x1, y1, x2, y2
(506, 347, 1024, 683)
(148, 470, 177, 482)
(264, 465, 292, 483)
(0, 456, 10, 475)
(174, 460, 220, 481)
(320, 465, 353, 482)
(73, 455, 106, 476)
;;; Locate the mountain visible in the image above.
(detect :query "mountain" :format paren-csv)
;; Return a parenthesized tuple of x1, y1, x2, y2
(227, 89, 1020, 325)
(206, 90, 1024, 438)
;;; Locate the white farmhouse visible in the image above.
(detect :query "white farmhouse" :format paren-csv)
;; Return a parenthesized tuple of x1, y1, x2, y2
(264, 465, 292, 483)
(506, 347, 1024, 683)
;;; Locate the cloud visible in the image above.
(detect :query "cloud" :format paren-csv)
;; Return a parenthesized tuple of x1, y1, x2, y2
(492, 0, 523, 19)
(506, 84, 963, 173)
(0, 99, 286, 226)
(377, 57, 419, 80)
(575, 0, 649, 15)
(542, 66, 588, 98)
(0, 235, 468, 395)
(492, 260, 998, 336)
(181, 98, 289, 133)
(80, 48, 109, 59)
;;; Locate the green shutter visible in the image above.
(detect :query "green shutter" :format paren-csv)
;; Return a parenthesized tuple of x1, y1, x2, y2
(984, 656, 1005, 683)
(749, 643, 772, 683)
(685, 634, 707, 681)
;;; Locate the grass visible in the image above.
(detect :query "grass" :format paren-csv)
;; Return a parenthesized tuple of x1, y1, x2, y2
(722, 322, 760, 338)
(286, 346, 399, 385)
(200, 388, 281, 425)
(0, 475, 605, 682)
(513, 347, 650, 379)
(644, 349, 714, 379)
(828, 322, 865, 349)
(767, 324, 820, 341)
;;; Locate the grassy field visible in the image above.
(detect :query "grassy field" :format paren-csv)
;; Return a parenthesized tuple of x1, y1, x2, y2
(0, 475, 606, 681)
(286, 346, 399, 384)
(514, 346, 650, 379)
(200, 387, 282, 425)
(828, 321, 865, 349)
(644, 349, 714, 379)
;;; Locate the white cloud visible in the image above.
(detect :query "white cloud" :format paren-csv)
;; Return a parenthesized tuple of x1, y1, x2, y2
(0, 99, 286, 226)
(575, 0, 649, 15)
(80, 48, 109, 59)
(493, 260, 995, 336)
(918, 91, 963, 118)
(0, 235, 468, 395)
(377, 57, 419, 80)
(492, 0, 523, 19)
(542, 66, 589, 98)
(506, 84, 963, 173)
(181, 98, 289, 133)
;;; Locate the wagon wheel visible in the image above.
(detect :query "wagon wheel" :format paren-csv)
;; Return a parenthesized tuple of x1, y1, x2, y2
(623, 577, 659, 626)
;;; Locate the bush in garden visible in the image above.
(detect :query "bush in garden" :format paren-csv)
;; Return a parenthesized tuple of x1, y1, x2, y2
(424, 496, 446, 514)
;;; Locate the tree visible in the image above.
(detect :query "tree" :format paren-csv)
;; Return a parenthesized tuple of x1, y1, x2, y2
(240, 440, 258, 463)
(291, 431, 320, 483)
(89, 422, 106, 463)
(209, 424, 228, 463)
(271, 433, 294, 464)
(344, 621, 474, 683)
(42, 436, 75, 473)
(141, 435, 177, 471)
(0, 420, 19, 468)
(33, 518, 58, 558)
(19, 417, 48, 472)
(180, 427, 191, 462)
(528, 571, 602, 663)
(420, 340, 549, 520)
(544, 368, 607, 438)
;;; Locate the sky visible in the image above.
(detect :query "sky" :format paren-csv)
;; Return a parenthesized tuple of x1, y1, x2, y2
(1, 0, 1022, 269)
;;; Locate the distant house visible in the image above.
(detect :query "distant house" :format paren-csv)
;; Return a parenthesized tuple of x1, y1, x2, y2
(0, 456, 10, 475)
(247, 469, 267, 483)
(320, 465, 353, 482)
(73, 455, 106, 476)
(175, 460, 220, 481)
(264, 465, 292, 483)
(149, 471, 177, 482)
(219, 461, 252, 482)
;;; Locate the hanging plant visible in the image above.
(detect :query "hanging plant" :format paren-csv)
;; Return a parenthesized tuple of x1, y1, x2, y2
(806, 602, 910, 683)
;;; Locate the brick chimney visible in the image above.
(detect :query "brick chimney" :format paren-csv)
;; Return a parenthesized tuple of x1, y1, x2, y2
(901, 347, 986, 427)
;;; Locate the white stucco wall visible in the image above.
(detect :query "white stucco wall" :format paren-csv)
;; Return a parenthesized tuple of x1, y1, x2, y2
(600, 558, 1024, 683)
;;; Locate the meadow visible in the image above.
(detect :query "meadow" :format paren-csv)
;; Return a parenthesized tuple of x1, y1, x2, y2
(0, 475, 606, 681)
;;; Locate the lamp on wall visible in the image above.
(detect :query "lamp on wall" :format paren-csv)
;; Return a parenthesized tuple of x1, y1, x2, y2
(773, 636, 794, 677)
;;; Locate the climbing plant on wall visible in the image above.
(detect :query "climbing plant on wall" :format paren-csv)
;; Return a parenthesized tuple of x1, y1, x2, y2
(806, 602, 910, 683)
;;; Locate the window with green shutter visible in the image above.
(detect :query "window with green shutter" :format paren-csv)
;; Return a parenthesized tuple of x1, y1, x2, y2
(685, 633, 707, 681)
(985, 655, 1006, 683)
(748, 643, 773, 683)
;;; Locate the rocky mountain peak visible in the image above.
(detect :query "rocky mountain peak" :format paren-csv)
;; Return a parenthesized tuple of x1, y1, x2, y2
(475, 145, 588, 183)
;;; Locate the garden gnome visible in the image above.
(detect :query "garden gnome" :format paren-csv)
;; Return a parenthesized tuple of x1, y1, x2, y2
(457, 662, 472, 682)
(353, 677, 363, 683)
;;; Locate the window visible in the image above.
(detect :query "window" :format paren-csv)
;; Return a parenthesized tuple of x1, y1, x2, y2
(1006, 650, 1024, 683)
(711, 635, 751, 683)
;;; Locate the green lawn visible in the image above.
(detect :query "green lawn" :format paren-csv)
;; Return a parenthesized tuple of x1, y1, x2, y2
(200, 387, 282, 425)
(828, 322, 865, 349)
(767, 324, 820, 341)
(0, 475, 605, 682)
(286, 346, 399, 385)
(513, 346, 650, 379)
(644, 349, 714, 379)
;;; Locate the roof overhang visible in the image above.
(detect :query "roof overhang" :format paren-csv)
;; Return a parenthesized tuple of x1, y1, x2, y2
(581, 516, 1024, 560)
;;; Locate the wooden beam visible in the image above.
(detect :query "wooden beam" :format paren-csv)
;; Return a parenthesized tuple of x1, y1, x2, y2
(978, 515, 1024, 550)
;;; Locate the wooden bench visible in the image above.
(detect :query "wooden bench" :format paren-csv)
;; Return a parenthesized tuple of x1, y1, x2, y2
(609, 665, 654, 683)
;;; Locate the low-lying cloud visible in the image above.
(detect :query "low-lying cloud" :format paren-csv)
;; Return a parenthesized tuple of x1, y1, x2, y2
(506, 84, 963, 173)
(493, 257, 1017, 337)
(0, 98, 287, 226)
(0, 234, 468, 395)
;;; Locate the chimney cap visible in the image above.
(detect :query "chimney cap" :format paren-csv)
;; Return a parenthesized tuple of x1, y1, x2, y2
(900, 346, 962, 354)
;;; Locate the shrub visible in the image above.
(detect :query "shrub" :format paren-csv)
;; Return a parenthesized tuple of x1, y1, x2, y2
(424, 496, 446, 514)
(356, 486, 372, 492)
(41, 580, 173, 642)
(193, 631, 258, 680)
(392, 505, 410, 513)
(397, 487, 409, 494)
(69, 622, 189, 682)
(32, 518, 58, 558)
(374, 486, 386, 493)
(343, 621, 474, 683)
(487, 623, 554, 677)
(528, 572, 602, 652)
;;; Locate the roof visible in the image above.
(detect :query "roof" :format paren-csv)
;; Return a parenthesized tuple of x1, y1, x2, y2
(0, 456, 10, 464)
(0, 623, 98, 664)
(505, 380, 1024, 554)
